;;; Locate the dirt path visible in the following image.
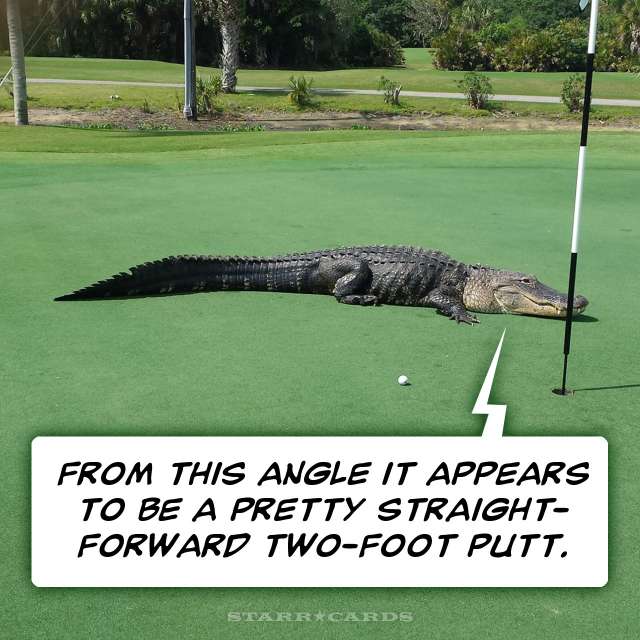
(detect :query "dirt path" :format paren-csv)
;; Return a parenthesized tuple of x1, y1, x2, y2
(1, 107, 639, 132)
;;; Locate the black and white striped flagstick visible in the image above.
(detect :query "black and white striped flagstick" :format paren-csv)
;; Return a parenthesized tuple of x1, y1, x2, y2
(554, 0, 600, 396)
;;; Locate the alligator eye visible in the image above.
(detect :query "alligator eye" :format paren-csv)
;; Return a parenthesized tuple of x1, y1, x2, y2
(521, 278, 533, 285)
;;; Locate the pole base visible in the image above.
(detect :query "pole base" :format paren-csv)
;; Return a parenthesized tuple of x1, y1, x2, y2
(552, 387, 574, 396)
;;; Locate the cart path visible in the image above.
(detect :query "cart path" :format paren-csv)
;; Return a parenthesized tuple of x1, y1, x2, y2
(26, 78, 640, 107)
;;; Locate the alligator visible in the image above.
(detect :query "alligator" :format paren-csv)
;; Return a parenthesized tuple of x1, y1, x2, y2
(54, 245, 588, 324)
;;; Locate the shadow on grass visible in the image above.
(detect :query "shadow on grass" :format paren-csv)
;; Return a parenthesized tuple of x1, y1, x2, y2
(240, 88, 288, 96)
(574, 383, 640, 393)
(473, 101, 503, 114)
(47, 125, 211, 138)
(521, 313, 598, 323)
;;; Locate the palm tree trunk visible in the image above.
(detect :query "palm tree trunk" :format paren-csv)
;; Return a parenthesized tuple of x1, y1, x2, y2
(6, 0, 28, 126)
(631, 24, 640, 55)
(218, 0, 241, 93)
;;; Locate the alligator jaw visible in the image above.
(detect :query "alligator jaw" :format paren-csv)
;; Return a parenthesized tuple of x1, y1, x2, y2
(518, 292, 589, 318)
(464, 267, 589, 318)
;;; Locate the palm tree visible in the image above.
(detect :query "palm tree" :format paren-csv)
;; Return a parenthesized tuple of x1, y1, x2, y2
(6, 0, 28, 125)
(610, 0, 640, 57)
(623, 0, 640, 55)
(217, 0, 242, 93)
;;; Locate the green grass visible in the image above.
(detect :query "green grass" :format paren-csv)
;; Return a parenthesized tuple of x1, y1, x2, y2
(1, 127, 639, 639)
(3, 82, 639, 121)
(1, 48, 639, 100)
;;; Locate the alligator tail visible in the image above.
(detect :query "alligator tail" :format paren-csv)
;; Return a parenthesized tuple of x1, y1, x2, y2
(54, 255, 296, 301)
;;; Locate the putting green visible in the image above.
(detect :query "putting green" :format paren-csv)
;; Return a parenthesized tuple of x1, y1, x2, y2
(1, 127, 638, 638)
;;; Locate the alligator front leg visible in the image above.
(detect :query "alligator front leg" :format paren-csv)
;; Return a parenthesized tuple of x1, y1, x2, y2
(422, 289, 479, 325)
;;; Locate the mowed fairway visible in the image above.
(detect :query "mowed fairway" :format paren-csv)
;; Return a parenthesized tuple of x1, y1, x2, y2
(1, 127, 638, 638)
(2, 49, 640, 98)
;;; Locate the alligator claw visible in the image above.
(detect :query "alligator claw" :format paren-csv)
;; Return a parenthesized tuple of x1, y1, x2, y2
(450, 312, 479, 325)
(337, 294, 380, 306)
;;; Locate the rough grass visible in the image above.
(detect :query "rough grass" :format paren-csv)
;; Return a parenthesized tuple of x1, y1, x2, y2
(2, 82, 639, 121)
(1, 48, 639, 99)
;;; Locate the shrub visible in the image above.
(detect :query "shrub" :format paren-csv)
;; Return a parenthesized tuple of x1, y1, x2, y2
(551, 19, 589, 70)
(174, 92, 183, 113)
(378, 76, 402, 105)
(368, 26, 405, 66)
(434, 17, 603, 72)
(207, 124, 265, 133)
(136, 122, 171, 131)
(343, 20, 405, 67)
(493, 18, 587, 72)
(477, 18, 527, 47)
(433, 27, 488, 70)
(595, 31, 635, 71)
(196, 74, 223, 115)
(503, 31, 555, 71)
(79, 123, 114, 130)
(561, 73, 585, 112)
(288, 75, 314, 107)
(457, 71, 493, 109)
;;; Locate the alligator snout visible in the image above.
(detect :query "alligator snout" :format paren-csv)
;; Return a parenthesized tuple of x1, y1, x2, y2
(573, 295, 589, 314)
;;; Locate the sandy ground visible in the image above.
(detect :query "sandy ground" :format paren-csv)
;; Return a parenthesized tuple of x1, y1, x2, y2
(1, 106, 640, 132)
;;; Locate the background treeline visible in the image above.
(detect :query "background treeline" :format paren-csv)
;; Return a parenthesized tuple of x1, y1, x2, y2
(417, 0, 640, 71)
(0, 0, 409, 68)
(2, 1, 639, 71)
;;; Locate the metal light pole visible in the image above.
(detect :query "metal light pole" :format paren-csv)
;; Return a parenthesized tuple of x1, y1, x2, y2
(183, 0, 197, 120)
(553, 0, 600, 396)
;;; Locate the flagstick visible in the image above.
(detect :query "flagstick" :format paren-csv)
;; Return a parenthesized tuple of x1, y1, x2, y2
(554, 0, 599, 396)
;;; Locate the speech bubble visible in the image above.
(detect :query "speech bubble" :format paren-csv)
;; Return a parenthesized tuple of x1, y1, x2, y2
(473, 328, 507, 438)
(31, 333, 608, 588)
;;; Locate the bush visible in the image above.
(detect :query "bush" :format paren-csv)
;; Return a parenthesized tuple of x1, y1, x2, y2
(343, 20, 405, 67)
(136, 122, 171, 131)
(434, 17, 617, 72)
(484, 19, 586, 72)
(196, 74, 222, 115)
(457, 71, 493, 109)
(561, 73, 585, 113)
(433, 27, 488, 70)
(174, 92, 183, 113)
(368, 26, 405, 66)
(378, 76, 402, 105)
(477, 18, 527, 47)
(503, 31, 555, 72)
(549, 19, 589, 71)
(288, 76, 314, 107)
(595, 32, 636, 71)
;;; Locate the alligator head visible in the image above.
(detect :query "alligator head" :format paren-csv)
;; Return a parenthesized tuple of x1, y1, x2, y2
(463, 266, 589, 318)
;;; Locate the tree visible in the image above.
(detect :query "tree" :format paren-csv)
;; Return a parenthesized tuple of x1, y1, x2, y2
(217, 0, 243, 92)
(363, 1, 415, 45)
(406, 0, 452, 46)
(6, 0, 28, 125)
(621, 0, 640, 55)
(456, 0, 496, 30)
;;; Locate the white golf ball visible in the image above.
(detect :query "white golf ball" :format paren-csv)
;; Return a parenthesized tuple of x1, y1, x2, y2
(397, 375, 410, 386)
